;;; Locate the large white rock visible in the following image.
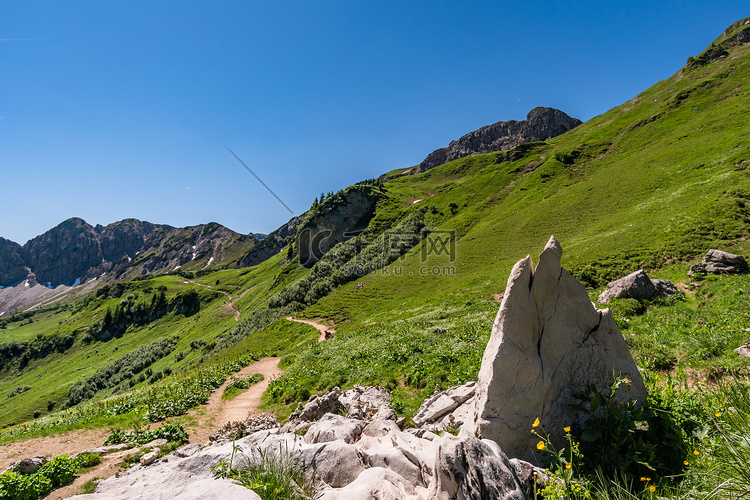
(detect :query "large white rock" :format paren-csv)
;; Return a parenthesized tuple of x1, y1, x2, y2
(471, 236, 647, 462)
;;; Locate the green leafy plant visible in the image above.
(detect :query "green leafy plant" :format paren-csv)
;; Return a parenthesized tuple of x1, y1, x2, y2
(105, 421, 189, 446)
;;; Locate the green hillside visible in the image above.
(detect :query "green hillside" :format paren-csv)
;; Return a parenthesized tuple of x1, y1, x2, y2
(1, 22, 749, 493)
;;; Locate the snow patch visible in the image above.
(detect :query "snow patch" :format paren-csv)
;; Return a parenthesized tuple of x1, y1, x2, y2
(127, 256, 132, 262)
(192, 252, 197, 260)
(23, 280, 29, 288)
(206, 256, 214, 266)
(412, 199, 423, 204)
(100, 272, 107, 277)
(173, 265, 181, 271)
(0, 312, 4, 317)
(192, 245, 196, 250)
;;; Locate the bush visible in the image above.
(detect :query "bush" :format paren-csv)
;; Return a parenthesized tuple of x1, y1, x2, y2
(105, 422, 189, 446)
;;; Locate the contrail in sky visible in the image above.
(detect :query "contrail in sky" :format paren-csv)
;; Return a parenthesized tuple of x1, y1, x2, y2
(224, 145, 295, 215)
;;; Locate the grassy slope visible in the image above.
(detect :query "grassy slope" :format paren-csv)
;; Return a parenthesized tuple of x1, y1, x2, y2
(2, 24, 750, 436)
(303, 35, 750, 327)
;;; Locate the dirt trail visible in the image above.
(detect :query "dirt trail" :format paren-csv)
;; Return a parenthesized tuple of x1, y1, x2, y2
(1, 357, 282, 498)
(213, 357, 282, 426)
(185, 280, 253, 321)
(286, 317, 336, 342)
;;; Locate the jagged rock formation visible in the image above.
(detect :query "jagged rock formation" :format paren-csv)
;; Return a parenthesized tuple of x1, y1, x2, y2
(470, 236, 647, 463)
(597, 269, 678, 304)
(74, 416, 533, 500)
(0, 218, 261, 290)
(297, 186, 383, 267)
(0, 238, 27, 285)
(413, 107, 581, 174)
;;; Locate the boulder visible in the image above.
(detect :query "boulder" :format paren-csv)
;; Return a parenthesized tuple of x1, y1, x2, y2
(471, 236, 647, 463)
(689, 249, 748, 275)
(735, 341, 750, 358)
(3, 456, 47, 475)
(339, 385, 397, 421)
(304, 413, 367, 444)
(597, 269, 678, 304)
(139, 452, 158, 466)
(428, 431, 526, 500)
(413, 382, 476, 426)
(287, 387, 344, 424)
(313, 467, 422, 499)
(210, 412, 279, 443)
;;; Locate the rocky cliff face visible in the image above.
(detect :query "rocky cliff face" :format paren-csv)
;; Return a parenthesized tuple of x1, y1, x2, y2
(297, 186, 383, 267)
(414, 107, 582, 174)
(0, 238, 27, 286)
(0, 218, 261, 288)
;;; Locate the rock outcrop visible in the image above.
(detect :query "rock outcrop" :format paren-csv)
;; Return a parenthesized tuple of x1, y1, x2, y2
(414, 107, 581, 174)
(597, 269, 678, 304)
(74, 416, 529, 500)
(689, 249, 748, 276)
(470, 236, 647, 463)
(297, 186, 383, 267)
(412, 382, 476, 432)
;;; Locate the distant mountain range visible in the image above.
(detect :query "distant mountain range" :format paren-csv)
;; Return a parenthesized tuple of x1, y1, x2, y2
(0, 218, 260, 289)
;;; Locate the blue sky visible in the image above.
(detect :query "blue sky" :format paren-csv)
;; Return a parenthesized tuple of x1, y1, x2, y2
(1, 1, 747, 244)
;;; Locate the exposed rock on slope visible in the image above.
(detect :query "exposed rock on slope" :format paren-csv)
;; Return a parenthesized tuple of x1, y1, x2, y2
(414, 107, 581, 174)
(470, 236, 647, 463)
(297, 185, 383, 267)
(688, 249, 748, 276)
(597, 269, 678, 304)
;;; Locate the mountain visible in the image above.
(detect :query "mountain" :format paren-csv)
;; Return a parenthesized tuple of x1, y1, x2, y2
(410, 106, 582, 174)
(0, 218, 261, 289)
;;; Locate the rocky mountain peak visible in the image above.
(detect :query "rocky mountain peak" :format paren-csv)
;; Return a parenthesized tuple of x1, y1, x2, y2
(413, 107, 582, 174)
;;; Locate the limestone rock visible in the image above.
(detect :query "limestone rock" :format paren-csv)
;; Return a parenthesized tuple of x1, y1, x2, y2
(210, 412, 279, 443)
(339, 385, 397, 421)
(288, 387, 344, 423)
(597, 269, 678, 304)
(139, 452, 158, 466)
(173, 443, 202, 458)
(689, 249, 748, 275)
(735, 341, 750, 358)
(3, 456, 47, 475)
(428, 431, 525, 500)
(313, 467, 422, 500)
(413, 381, 476, 427)
(305, 413, 367, 444)
(472, 236, 647, 463)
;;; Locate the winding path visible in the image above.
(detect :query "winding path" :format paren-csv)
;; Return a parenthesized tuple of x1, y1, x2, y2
(285, 317, 336, 343)
(185, 280, 255, 321)
(1, 356, 282, 498)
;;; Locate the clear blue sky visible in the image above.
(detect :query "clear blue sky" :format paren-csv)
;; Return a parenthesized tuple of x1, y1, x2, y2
(1, 1, 747, 244)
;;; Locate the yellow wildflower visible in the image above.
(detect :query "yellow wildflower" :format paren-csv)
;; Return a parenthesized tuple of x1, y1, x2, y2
(715, 412, 722, 418)
(536, 440, 545, 450)
(564, 426, 571, 433)
(640, 477, 647, 482)
(646, 478, 651, 482)
(684, 460, 689, 466)
(693, 450, 700, 456)
(533, 417, 540, 428)
(649, 485, 656, 492)
(566, 463, 572, 470)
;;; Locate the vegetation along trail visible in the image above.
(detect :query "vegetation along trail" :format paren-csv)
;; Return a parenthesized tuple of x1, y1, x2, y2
(286, 317, 336, 342)
(185, 279, 255, 321)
